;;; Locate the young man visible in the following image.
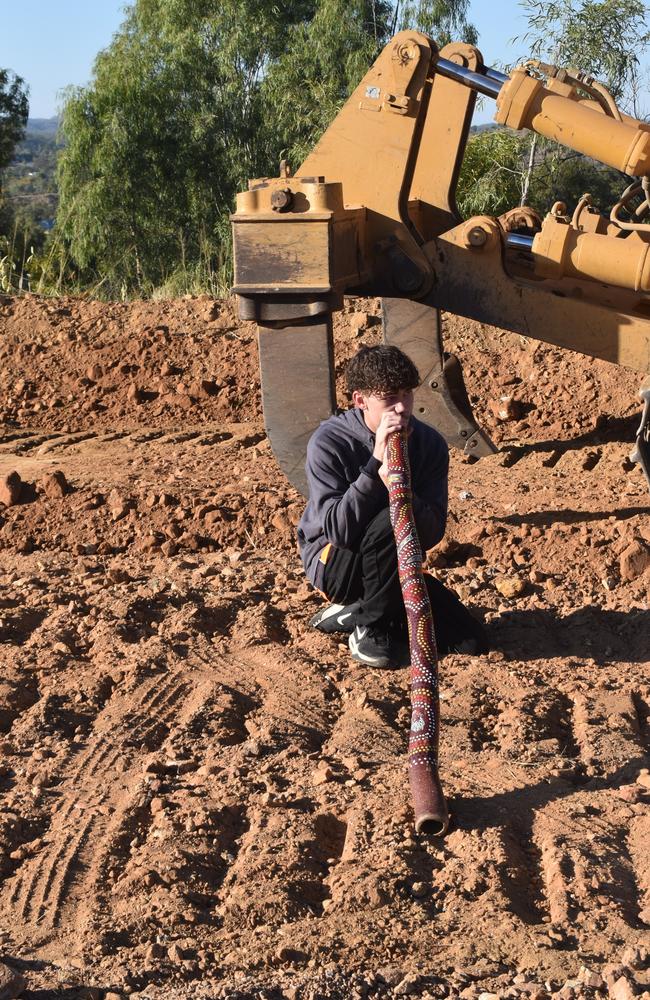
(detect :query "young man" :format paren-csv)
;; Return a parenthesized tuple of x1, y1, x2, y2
(297, 344, 488, 668)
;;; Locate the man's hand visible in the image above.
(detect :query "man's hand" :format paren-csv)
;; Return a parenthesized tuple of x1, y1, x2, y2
(373, 409, 410, 485)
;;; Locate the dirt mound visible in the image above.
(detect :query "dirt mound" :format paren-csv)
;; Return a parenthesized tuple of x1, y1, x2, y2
(0, 294, 648, 1000)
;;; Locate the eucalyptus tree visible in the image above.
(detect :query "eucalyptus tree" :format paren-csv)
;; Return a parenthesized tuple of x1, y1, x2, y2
(55, 0, 478, 295)
(0, 68, 28, 176)
(513, 0, 650, 206)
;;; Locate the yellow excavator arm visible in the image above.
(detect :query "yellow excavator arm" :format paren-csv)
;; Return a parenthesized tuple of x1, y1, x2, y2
(231, 31, 650, 495)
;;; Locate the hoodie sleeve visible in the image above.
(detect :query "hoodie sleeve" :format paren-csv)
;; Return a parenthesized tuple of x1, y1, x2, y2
(411, 431, 449, 552)
(304, 427, 386, 549)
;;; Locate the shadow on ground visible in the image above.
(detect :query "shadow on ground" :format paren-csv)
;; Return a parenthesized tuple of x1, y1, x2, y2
(490, 605, 649, 664)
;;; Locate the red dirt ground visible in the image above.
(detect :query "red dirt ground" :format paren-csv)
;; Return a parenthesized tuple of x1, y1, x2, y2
(0, 293, 648, 1000)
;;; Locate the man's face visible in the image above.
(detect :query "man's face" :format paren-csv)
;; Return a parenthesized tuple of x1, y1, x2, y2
(352, 387, 414, 433)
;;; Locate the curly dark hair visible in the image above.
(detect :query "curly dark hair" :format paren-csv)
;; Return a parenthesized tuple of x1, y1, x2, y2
(346, 345, 420, 397)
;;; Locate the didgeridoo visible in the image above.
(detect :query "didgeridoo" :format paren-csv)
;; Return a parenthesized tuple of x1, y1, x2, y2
(386, 429, 449, 836)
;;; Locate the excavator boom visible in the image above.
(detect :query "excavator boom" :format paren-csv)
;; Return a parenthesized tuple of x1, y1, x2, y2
(231, 32, 650, 495)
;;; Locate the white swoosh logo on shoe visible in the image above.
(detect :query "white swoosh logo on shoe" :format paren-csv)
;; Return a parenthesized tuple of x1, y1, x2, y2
(337, 612, 353, 623)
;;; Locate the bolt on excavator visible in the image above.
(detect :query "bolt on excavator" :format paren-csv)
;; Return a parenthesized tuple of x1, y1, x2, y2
(230, 32, 650, 495)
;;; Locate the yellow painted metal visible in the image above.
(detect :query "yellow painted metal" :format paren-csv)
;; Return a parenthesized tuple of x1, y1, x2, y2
(298, 30, 436, 295)
(495, 68, 650, 176)
(234, 220, 331, 292)
(232, 179, 365, 299)
(532, 214, 650, 293)
(232, 32, 650, 388)
(425, 220, 650, 373)
(408, 42, 482, 237)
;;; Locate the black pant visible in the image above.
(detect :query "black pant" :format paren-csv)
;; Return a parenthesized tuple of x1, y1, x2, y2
(321, 508, 489, 656)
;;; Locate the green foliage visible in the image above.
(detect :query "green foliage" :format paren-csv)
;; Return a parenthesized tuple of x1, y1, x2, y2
(457, 129, 529, 217)
(517, 0, 649, 108)
(0, 69, 29, 176)
(261, 0, 394, 168)
(393, 0, 477, 45)
(57, 0, 315, 296)
(526, 144, 625, 213)
(54, 0, 478, 298)
(457, 125, 631, 222)
(0, 226, 33, 294)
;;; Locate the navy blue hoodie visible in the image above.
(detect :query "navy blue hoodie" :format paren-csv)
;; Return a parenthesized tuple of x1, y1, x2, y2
(297, 407, 449, 588)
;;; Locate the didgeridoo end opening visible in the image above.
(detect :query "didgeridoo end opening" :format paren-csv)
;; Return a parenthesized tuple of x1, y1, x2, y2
(414, 812, 450, 837)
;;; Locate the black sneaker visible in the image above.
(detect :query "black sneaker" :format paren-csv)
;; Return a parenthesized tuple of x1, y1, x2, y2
(348, 625, 391, 668)
(310, 603, 359, 635)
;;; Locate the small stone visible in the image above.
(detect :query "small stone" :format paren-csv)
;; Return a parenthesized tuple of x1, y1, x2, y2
(188, 379, 218, 399)
(489, 394, 521, 421)
(0, 961, 26, 1000)
(394, 974, 421, 996)
(276, 946, 308, 965)
(622, 945, 646, 970)
(40, 470, 69, 499)
(167, 943, 185, 964)
(636, 773, 650, 790)
(0, 471, 23, 507)
(495, 575, 526, 598)
(312, 765, 334, 786)
(580, 969, 604, 989)
(603, 964, 626, 986)
(618, 784, 641, 802)
(620, 541, 650, 582)
(271, 511, 291, 533)
(145, 942, 166, 961)
(378, 967, 405, 987)
(610, 976, 636, 1000)
(349, 312, 369, 333)
(108, 566, 132, 584)
(410, 881, 428, 898)
(127, 383, 144, 403)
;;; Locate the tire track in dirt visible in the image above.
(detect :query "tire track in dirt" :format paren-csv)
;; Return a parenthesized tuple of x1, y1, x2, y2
(534, 801, 643, 934)
(572, 688, 646, 775)
(442, 663, 650, 945)
(1, 668, 207, 941)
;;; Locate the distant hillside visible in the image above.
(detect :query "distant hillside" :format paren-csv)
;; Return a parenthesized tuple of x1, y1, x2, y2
(24, 117, 59, 138)
(2, 117, 60, 233)
(470, 121, 499, 134)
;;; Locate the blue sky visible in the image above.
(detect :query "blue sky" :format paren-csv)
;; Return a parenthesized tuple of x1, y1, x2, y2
(0, 1, 641, 122)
